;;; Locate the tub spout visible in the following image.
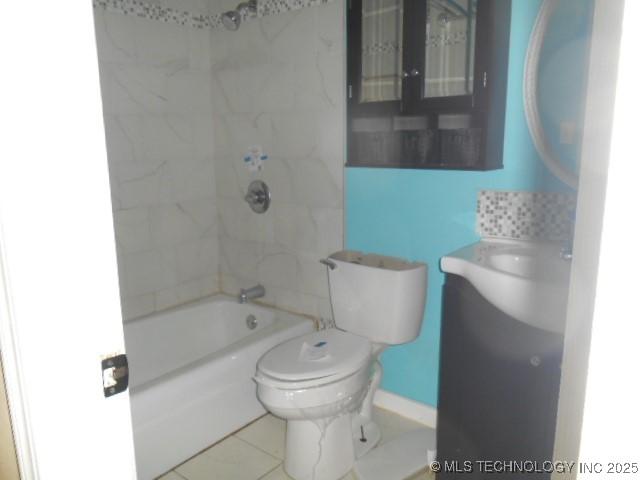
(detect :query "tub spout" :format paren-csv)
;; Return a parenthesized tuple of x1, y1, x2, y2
(238, 284, 265, 304)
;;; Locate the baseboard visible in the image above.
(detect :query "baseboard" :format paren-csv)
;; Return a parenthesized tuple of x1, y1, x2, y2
(373, 389, 438, 429)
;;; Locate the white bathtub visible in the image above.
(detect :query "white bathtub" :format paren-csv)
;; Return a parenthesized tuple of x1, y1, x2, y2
(124, 294, 314, 480)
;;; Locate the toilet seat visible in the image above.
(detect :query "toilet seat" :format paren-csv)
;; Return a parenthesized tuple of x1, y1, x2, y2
(256, 329, 372, 389)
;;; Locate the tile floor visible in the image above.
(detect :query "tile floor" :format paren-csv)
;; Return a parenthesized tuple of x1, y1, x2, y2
(157, 407, 435, 480)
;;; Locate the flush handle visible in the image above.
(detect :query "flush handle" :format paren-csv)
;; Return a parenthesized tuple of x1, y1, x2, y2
(319, 258, 337, 270)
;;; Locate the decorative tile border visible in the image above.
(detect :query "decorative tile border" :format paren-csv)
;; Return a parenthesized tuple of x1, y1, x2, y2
(362, 42, 402, 55)
(92, 0, 221, 28)
(258, 0, 334, 16)
(93, 0, 336, 30)
(476, 190, 576, 241)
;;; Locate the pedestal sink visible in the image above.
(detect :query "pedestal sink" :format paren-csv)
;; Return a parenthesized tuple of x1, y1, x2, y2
(441, 240, 571, 334)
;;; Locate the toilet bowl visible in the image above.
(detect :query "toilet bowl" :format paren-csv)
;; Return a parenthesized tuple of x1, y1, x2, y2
(255, 329, 373, 480)
(255, 250, 428, 480)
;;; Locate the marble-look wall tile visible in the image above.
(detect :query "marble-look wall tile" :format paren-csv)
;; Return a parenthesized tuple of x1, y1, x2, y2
(113, 207, 152, 253)
(93, 0, 339, 32)
(95, 8, 219, 320)
(96, 0, 344, 322)
(212, 1, 345, 319)
(121, 293, 156, 320)
(93, 10, 138, 64)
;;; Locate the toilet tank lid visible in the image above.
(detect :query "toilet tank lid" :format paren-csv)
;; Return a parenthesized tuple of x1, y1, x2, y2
(257, 329, 371, 382)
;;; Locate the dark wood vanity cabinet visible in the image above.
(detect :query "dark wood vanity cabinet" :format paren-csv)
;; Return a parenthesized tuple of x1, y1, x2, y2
(437, 274, 564, 479)
(347, 0, 511, 170)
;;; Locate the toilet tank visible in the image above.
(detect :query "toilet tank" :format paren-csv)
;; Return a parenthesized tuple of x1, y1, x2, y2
(327, 250, 427, 345)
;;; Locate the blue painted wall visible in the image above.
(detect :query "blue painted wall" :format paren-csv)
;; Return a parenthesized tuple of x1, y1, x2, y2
(345, 0, 593, 406)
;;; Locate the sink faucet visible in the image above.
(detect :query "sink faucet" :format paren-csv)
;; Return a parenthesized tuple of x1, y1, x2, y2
(561, 208, 576, 261)
(238, 284, 265, 304)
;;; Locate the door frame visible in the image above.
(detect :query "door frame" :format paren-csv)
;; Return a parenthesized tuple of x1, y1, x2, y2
(0, 2, 138, 479)
(0, 252, 37, 479)
(553, 0, 640, 475)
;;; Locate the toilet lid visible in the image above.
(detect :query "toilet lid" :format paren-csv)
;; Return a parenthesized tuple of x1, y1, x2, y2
(257, 329, 371, 383)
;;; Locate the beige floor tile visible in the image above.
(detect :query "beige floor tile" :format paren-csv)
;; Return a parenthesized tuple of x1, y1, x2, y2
(258, 465, 357, 480)
(259, 463, 429, 480)
(406, 468, 436, 480)
(176, 435, 280, 480)
(340, 470, 358, 480)
(157, 472, 186, 480)
(258, 465, 290, 480)
(372, 407, 424, 445)
(235, 414, 287, 459)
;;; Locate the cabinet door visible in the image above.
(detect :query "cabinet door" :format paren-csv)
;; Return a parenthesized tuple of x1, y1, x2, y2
(402, 0, 482, 113)
(350, 0, 482, 112)
(438, 275, 564, 479)
(348, 0, 404, 116)
(347, 0, 510, 169)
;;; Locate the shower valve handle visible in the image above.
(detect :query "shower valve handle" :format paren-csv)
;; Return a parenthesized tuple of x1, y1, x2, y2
(245, 190, 265, 205)
(244, 180, 270, 214)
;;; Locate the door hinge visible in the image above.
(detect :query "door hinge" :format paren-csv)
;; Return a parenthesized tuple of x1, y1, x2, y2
(348, 84, 353, 99)
(102, 353, 129, 398)
(483, 71, 488, 88)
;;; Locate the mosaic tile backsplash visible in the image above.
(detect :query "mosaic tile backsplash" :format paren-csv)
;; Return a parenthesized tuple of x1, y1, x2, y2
(476, 190, 576, 241)
(92, 0, 336, 30)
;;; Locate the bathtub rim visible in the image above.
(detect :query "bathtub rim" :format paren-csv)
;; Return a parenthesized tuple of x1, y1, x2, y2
(125, 293, 316, 393)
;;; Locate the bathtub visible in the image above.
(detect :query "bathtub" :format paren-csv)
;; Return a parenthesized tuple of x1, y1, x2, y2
(124, 294, 314, 480)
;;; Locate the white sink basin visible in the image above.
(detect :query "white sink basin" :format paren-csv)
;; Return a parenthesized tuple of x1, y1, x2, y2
(441, 240, 571, 334)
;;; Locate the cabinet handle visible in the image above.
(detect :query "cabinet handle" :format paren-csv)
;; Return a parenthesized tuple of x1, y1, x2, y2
(402, 69, 420, 79)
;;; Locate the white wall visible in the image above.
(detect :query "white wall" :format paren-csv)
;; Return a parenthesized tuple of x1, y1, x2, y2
(94, 8, 220, 319)
(210, 2, 345, 319)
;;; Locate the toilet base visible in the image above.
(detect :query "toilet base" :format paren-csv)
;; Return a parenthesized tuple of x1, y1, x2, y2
(284, 414, 355, 480)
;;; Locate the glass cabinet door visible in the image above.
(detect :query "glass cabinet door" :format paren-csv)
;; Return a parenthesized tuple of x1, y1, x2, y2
(423, 0, 477, 99)
(359, 0, 404, 103)
(347, 0, 510, 170)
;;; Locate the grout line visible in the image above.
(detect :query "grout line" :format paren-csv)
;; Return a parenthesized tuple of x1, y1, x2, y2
(171, 471, 190, 480)
(163, 414, 271, 475)
(233, 434, 285, 463)
(256, 462, 285, 480)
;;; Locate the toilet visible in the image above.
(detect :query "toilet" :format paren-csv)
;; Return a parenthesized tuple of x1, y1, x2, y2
(255, 250, 427, 480)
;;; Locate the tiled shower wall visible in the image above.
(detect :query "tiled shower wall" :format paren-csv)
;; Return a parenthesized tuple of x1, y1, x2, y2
(94, 7, 219, 319)
(95, 0, 344, 320)
(211, 2, 345, 319)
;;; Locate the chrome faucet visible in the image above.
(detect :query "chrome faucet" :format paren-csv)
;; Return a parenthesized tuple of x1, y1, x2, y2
(238, 284, 265, 304)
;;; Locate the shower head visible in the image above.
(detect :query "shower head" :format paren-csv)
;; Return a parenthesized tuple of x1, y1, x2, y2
(222, 10, 241, 30)
(237, 1, 257, 16)
(221, 0, 257, 31)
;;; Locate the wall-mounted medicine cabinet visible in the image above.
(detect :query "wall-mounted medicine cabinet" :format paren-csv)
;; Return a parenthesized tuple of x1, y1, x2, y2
(347, 0, 511, 170)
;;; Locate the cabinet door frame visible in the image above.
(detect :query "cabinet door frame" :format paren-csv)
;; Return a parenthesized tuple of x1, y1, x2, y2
(348, 0, 491, 116)
(346, 0, 510, 170)
(347, 0, 403, 117)
(408, 1, 497, 114)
